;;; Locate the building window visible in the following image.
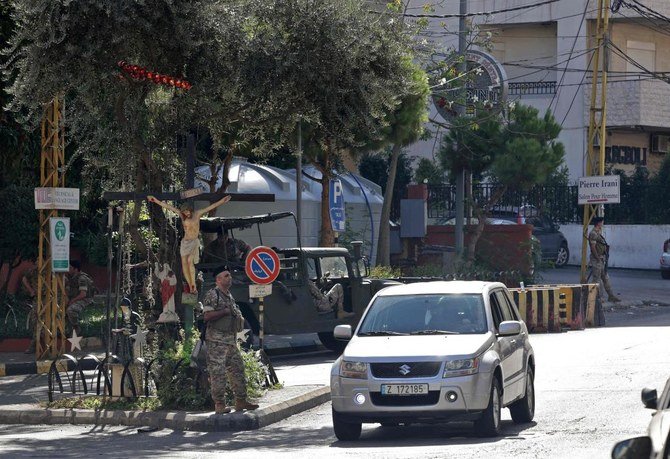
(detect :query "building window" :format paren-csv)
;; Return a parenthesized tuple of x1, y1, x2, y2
(626, 40, 655, 74)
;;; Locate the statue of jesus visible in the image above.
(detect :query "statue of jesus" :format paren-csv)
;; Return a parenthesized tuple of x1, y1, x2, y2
(147, 194, 231, 294)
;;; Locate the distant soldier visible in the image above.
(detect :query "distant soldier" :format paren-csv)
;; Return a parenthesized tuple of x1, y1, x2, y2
(588, 217, 621, 303)
(65, 260, 96, 335)
(21, 266, 38, 353)
(202, 266, 259, 414)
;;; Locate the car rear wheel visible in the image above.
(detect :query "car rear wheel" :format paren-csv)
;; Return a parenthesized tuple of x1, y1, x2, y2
(474, 380, 501, 437)
(510, 367, 535, 423)
(555, 243, 569, 267)
(332, 409, 362, 441)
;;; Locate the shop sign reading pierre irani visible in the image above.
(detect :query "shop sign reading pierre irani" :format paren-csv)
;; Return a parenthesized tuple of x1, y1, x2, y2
(578, 175, 620, 205)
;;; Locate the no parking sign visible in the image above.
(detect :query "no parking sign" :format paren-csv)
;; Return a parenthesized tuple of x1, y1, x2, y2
(245, 246, 281, 285)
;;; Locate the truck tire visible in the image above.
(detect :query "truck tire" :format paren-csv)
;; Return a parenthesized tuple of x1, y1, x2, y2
(318, 332, 347, 354)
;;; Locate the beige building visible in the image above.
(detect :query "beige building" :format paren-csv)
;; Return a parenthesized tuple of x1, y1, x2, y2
(411, 0, 670, 180)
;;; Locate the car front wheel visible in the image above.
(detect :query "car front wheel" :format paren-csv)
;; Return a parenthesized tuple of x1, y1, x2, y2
(510, 367, 535, 423)
(474, 380, 502, 437)
(555, 243, 569, 267)
(332, 409, 362, 441)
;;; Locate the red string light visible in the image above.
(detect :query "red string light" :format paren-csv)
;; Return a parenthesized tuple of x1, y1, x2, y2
(117, 61, 192, 90)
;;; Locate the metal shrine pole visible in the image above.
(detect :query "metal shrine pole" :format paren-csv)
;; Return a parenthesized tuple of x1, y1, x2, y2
(36, 98, 67, 359)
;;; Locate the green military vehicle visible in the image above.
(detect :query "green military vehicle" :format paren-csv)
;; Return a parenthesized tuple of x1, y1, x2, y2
(197, 212, 401, 352)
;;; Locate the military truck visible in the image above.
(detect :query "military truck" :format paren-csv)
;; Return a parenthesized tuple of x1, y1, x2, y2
(197, 212, 401, 352)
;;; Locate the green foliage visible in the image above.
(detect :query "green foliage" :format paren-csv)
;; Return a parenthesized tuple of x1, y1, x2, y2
(439, 104, 565, 190)
(414, 157, 444, 185)
(369, 265, 401, 279)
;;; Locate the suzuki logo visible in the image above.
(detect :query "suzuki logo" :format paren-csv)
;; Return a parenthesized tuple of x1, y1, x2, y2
(399, 364, 411, 375)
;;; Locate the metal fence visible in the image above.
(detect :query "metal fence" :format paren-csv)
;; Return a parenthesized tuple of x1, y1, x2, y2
(426, 183, 667, 225)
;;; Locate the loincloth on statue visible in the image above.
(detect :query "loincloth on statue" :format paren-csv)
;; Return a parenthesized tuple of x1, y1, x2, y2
(180, 238, 200, 264)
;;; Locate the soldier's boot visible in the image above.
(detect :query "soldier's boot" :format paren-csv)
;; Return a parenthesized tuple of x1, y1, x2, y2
(215, 402, 231, 414)
(235, 399, 259, 411)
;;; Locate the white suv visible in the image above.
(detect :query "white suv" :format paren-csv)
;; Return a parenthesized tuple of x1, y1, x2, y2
(330, 281, 535, 441)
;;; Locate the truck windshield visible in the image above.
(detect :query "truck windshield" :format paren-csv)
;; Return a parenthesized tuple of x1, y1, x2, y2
(319, 256, 349, 279)
(358, 294, 488, 335)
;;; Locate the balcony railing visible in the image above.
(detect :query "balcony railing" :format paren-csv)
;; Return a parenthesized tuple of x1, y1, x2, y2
(508, 81, 557, 96)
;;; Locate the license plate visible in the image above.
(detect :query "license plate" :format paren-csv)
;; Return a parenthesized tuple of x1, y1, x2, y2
(380, 384, 429, 396)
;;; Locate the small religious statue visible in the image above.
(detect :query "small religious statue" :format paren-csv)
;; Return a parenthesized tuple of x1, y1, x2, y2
(147, 194, 231, 294)
(155, 262, 179, 323)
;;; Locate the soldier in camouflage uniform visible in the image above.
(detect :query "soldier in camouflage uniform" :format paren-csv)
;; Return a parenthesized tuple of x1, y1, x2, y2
(202, 228, 251, 265)
(588, 217, 621, 303)
(65, 260, 96, 335)
(21, 266, 38, 353)
(202, 266, 259, 414)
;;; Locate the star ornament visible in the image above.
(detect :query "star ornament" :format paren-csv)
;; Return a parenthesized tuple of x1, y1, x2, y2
(130, 328, 148, 348)
(68, 330, 83, 351)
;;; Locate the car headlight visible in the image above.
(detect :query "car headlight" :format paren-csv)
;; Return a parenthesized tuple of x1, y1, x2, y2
(443, 357, 479, 377)
(340, 361, 368, 379)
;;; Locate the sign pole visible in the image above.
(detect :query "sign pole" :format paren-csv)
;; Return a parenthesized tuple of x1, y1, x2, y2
(258, 296, 264, 350)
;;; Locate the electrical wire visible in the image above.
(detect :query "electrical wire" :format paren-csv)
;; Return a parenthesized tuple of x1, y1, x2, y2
(399, 0, 561, 19)
(548, 0, 589, 114)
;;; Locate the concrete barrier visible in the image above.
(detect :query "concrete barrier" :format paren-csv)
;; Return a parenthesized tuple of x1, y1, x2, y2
(509, 287, 562, 333)
(533, 284, 601, 329)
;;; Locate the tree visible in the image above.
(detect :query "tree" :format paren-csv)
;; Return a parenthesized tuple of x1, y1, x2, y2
(373, 60, 430, 266)
(359, 147, 414, 220)
(414, 157, 444, 185)
(241, 0, 417, 246)
(439, 104, 565, 264)
(4, 1, 246, 272)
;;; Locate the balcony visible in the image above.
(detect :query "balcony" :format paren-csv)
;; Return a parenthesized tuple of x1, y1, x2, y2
(508, 81, 557, 96)
(597, 79, 670, 129)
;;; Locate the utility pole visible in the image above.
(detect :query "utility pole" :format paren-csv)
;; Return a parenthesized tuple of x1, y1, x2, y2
(580, 0, 611, 282)
(296, 121, 302, 247)
(454, 0, 468, 257)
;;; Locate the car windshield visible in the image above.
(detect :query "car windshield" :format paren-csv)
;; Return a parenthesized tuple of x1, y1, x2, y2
(357, 294, 488, 335)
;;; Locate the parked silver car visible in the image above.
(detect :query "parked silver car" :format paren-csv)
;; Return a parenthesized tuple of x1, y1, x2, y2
(330, 281, 536, 441)
(612, 376, 670, 459)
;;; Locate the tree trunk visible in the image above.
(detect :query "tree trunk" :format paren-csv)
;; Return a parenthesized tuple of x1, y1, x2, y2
(376, 143, 401, 266)
(319, 171, 335, 247)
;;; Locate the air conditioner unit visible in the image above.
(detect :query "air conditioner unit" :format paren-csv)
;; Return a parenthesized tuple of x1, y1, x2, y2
(651, 134, 669, 153)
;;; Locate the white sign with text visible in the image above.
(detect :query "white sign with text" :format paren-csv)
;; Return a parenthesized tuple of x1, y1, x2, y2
(35, 187, 80, 210)
(249, 284, 272, 298)
(49, 217, 70, 272)
(578, 175, 620, 205)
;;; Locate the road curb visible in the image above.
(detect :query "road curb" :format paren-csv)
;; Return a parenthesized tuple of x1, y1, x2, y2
(0, 386, 331, 432)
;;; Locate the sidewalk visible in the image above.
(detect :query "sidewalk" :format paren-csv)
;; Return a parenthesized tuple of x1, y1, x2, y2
(0, 334, 330, 432)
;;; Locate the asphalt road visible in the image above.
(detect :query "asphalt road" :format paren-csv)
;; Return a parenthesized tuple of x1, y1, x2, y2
(1, 267, 668, 458)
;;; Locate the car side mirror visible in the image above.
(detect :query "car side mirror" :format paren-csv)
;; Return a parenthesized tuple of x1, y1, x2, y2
(498, 321, 521, 336)
(334, 324, 352, 340)
(641, 388, 657, 409)
(611, 436, 652, 459)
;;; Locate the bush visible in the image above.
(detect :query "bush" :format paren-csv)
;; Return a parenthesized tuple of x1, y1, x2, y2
(369, 265, 401, 279)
